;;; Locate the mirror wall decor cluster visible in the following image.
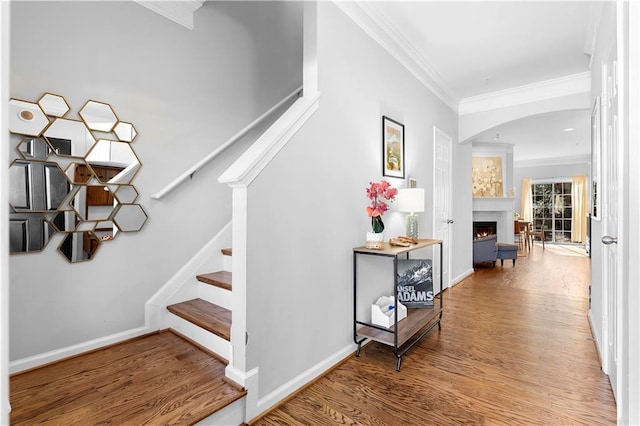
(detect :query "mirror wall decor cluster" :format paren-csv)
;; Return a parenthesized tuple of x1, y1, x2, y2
(8, 93, 148, 263)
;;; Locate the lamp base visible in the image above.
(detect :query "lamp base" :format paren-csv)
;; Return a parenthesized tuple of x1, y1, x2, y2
(406, 213, 418, 238)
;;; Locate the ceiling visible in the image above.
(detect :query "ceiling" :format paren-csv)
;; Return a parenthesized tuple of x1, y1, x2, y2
(359, 1, 598, 163)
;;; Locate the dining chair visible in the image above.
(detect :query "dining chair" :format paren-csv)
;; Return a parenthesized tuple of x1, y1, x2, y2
(528, 222, 545, 249)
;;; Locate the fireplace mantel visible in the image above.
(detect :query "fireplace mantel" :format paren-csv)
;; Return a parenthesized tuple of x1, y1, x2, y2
(472, 197, 515, 211)
(472, 197, 515, 243)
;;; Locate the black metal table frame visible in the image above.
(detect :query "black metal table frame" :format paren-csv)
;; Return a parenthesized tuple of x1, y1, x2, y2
(353, 241, 443, 371)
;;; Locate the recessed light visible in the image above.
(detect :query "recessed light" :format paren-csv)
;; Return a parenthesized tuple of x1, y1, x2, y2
(563, 127, 575, 132)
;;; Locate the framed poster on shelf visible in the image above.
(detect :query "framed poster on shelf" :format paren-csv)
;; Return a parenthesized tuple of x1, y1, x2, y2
(396, 259, 433, 308)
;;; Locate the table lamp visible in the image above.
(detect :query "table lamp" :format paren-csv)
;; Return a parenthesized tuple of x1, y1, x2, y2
(397, 188, 424, 238)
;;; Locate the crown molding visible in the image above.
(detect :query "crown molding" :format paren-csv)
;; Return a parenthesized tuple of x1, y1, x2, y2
(459, 71, 591, 115)
(335, 1, 459, 112)
(514, 154, 590, 169)
(134, 1, 205, 30)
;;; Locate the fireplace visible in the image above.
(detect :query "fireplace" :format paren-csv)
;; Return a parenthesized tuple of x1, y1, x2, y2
(473, 221, 497, 240)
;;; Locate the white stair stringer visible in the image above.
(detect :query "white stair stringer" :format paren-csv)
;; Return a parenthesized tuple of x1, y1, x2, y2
(166, 312, 231, 361)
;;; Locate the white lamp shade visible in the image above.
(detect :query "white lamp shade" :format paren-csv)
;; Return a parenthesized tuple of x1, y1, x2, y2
(397, 188, 425, 213)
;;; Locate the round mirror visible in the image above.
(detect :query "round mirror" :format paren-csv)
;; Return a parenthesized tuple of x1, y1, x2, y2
(79, 100, 118, 132)
(38, 93, 70, 117)
(58, 231, 100, 263)
(9, 99, 50, 137)
(9, 159, 72, 212)
(44, 118, 96, 158)
(113, 121, 138, 143)
(85, 139, 141, 185)
(17, 137, 52, 160)
(112, 204, 148, 232)
(10, 213, 56, 254)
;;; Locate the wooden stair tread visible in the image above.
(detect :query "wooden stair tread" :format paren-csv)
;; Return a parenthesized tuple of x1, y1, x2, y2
(167, 298, 231, 341)
(197, 271, 232, 291)
(9, 330, 246, 425)
(221, 248, 232, 256)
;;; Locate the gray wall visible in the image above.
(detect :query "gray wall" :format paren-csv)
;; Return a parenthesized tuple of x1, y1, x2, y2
(246, 2, 469, 399)
(9, 1, 302, 360)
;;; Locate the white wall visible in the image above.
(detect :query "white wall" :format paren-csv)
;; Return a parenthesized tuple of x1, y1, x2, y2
(244, 2, 468, 404)
(9, 1, 302, 361)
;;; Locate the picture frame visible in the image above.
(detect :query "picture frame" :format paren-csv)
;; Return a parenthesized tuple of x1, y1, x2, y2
(382, 116, 405, 179)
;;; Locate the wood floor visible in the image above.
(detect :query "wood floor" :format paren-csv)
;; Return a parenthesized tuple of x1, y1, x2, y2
(253, 243, 616, 425)
(10, 330, 246, 425)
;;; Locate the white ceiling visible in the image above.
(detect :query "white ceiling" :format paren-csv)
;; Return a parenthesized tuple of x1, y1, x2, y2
(359, 1, 597, 163)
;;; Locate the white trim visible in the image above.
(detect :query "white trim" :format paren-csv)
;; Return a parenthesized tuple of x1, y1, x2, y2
(195, 396, 245, 426)
(451, 269, 474, 287)
(8, 326, 152, 375)
(166, 315, 230, 361)
(588, 310, 603, 369)
(253, 344, 355, 420)
(1, 1, 9, 422)
(514, 154, 591, 169)
(218, 93, 320, 187)
(459, 72, 592, 115)
(133, 1, 204, 30)
(334, 1, 458, 112)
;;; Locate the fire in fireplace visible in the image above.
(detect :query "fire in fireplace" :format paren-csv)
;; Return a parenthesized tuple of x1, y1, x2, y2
(473, 221, 497, 239)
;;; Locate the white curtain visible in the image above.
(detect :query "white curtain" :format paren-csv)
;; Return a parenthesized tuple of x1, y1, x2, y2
(521, 178, 533, 221)
(572, 175, 588, 242)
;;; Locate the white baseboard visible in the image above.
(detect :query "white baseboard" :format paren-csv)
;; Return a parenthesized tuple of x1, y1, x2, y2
(9, 325, 152, 374)
(588, 310, 603, 368)
(451, 268, 474, 287)
(253, 343, 355, 419)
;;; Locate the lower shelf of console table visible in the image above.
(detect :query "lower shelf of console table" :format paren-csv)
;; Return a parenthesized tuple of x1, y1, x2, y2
(356, 307, 442, 347)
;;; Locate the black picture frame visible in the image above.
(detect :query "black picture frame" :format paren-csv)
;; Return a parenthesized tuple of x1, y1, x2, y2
(382, 116, 405, 179)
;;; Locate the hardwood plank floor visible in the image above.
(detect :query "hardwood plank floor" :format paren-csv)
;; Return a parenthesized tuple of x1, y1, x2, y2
(253, 243, 616, 425)
(10, 330, 246, 425)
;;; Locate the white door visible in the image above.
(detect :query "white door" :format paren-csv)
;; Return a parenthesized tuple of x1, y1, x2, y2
(601, 53, 620, 400)
(433, 127, 453, 291)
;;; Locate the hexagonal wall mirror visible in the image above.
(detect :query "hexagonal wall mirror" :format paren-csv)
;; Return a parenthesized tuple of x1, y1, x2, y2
(38, 93, 70, 117)
(44, 118, 96, 158)
(114, 121, 138, 143)
(79, 100, 118, 132)
(8, 94, 146, 262)
(9, 99, 50, 137)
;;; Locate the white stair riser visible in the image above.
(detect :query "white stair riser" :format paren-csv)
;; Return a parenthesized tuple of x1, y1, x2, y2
(167, 314, 231, 361)
(198, 282, 232, 310)
(223, 255, 232, 273)
(195, 395, 245, 425)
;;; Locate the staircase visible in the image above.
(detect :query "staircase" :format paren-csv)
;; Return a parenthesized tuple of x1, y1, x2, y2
(164, 248, 245, 424)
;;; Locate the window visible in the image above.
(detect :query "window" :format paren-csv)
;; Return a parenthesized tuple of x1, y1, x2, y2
(532, 181, 573, 243)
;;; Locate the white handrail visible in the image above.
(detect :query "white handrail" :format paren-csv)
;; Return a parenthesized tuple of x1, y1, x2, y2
(150, 86, 303, 200)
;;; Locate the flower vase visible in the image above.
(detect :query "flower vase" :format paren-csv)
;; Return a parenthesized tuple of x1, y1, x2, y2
(365, 231, 385, 249)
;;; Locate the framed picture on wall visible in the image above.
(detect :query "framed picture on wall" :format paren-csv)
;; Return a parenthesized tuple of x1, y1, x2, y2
(382, 116, 405, 179)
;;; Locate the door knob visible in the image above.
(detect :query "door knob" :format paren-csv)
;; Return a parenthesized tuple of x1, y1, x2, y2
(601, 235, 618, 245)
(446, 219, 454, 224)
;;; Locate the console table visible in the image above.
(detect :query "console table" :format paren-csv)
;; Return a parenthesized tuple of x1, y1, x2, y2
(353, 239, 443, 371)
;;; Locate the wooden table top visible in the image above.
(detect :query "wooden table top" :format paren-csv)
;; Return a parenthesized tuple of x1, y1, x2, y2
(353, 238, 442, 255)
